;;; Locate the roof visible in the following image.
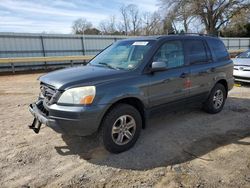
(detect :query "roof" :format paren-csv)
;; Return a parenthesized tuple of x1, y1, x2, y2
(122, 34, 218, 42)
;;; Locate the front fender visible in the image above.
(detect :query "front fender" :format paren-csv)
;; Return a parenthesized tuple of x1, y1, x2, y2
(97, 85, 147, 106)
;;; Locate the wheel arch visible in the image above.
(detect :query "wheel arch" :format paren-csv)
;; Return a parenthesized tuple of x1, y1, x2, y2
(216, 79, 228, 97)
(98, 97, 146, 131)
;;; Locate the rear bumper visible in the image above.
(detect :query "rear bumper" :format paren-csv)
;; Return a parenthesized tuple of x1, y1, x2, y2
(29, 100, 106, 136)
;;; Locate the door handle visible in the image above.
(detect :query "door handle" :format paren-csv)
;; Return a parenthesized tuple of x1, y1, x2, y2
(180, 72, 189, 78)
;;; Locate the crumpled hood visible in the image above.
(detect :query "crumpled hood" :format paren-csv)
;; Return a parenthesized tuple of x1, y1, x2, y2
(39, 65, 127, 90)
(232, 58, 250, 66)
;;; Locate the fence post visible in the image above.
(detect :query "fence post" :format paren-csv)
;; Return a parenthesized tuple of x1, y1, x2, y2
(81, 36, 85, 55)
(70, 60, 73, 67)
(239, 39, 241, 49)
(11, 63, 15, 73)
(81, 36, 86, 65)
(227, 38, 230, 49)
(40, 36, 47, 69)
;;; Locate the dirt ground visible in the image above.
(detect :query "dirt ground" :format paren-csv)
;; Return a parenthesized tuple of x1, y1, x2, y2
(0, 73, 249, 188)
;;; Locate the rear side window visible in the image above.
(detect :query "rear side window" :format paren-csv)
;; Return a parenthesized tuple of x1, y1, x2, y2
(185, 40, 208, 64)
(207, 39, 229, 61)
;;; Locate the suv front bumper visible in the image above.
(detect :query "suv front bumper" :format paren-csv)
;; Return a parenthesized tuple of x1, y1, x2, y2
(29, 100, 106, 136)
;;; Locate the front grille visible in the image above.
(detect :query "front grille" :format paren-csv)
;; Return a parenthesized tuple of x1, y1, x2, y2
(40, 83, 57, 104)
(36, 101, 49, 116)
(234, 66, 250, 71)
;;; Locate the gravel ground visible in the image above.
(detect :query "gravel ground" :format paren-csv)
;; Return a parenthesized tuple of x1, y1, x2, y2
(0, 73, 249, 188)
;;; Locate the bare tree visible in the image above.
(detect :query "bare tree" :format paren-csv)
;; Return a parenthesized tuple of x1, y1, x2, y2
(159, 0, 194, 33)
(141, 12, 165, 35)
(72, 18, 92, 34)
(195, 0, 250, 35)
(175, 1, 194, 32)
(149, 12, 164, 35)
(164, 10, 178, 33)
(159, 0, 250, 35)
(127, 4, 141, 35)
(141, 12, 152, 35)
(99, 16, 117, 34)
(120, 5, 130, 35)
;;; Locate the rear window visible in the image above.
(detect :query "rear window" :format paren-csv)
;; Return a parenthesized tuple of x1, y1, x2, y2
(185, 40, 208, 64)
(207, 39, 229, 61)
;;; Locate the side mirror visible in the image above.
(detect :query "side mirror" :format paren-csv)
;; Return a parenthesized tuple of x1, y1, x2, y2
(151, 61, 167, 72)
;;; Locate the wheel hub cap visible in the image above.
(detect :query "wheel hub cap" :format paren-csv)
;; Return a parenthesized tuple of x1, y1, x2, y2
(111, 115, 136, 145)
(213, 89, 224, 109)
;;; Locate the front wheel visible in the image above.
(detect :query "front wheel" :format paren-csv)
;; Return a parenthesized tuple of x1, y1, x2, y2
(203, 83, 227, 114)
(100, 104, 142, 153)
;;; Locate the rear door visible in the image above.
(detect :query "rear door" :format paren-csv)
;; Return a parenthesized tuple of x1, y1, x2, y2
(147, 40, 190, 108)
(184, 39, 214, 101)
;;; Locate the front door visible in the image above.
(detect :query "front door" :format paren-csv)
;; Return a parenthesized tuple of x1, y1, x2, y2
(147, 40, 190, 108)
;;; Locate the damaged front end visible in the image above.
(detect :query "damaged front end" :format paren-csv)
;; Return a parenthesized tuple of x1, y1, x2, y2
(28, 83, 59, 133)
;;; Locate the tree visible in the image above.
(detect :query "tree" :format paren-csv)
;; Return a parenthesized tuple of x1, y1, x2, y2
(163, 0, 194, 32)
(163, 17, 176, 34)
(84, 28, 101, 35)
(141, 12, 166, 35)
(195, 0, 250, 35)
(72, 18, 92, 34)
(222, 8, 250, 37)
(141, 12, 152, 35)
(120, 5, 130, 35)
(127, 4, 141, 35)
(159, 0, 250, 35)
(99, 16, 121, 35)
(119, 4, 142, 35)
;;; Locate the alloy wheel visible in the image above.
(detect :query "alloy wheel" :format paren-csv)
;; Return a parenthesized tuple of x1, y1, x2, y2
(111, 115, 136, 145)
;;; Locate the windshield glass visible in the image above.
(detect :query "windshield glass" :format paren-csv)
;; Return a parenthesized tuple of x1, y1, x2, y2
(89, 40, 154, 70)
(237, 50, 250, 58)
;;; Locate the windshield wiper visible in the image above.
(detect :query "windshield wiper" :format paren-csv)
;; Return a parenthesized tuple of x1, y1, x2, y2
(98, 62, 118, 70)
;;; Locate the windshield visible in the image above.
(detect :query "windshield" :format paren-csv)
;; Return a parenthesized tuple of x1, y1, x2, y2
(237, 50, 250, 58)
(89, 40, 154, 70)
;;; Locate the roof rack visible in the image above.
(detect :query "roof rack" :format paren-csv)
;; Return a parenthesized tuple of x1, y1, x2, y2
(177, 33, 218, 37)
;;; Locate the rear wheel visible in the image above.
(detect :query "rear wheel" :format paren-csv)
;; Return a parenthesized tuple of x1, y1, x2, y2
(100, 104, 142, 153)
(203, 83, 227, 114)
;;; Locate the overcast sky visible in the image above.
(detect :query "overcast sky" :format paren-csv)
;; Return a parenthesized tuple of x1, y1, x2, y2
(0, 0, 159, 34)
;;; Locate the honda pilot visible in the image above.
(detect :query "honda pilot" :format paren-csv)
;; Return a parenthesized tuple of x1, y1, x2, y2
(29, 35, 234, 153)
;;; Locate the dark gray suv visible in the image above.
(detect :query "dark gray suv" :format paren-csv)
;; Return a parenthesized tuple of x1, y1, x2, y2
(29, 35, 234, 153)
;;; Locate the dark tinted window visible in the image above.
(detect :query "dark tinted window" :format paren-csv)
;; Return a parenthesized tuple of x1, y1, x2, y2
(153, 40, 184, 68)
(207, 39, 229, 61)
(186, 40, 208, 64)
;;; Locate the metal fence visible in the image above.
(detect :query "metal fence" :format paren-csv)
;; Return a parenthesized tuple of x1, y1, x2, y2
(0, 32, 249, 72)
(0, 32, 129, 58)
(221, 37, 250, 50)
(0, 33, 128, 72)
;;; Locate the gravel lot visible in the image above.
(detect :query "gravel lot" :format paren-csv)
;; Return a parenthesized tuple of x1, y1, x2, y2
(0, 73, 250, 188)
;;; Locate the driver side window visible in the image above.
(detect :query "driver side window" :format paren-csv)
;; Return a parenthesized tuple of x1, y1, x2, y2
(153, 41, 184, 68)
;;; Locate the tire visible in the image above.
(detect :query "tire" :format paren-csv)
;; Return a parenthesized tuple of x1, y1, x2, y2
(100, 104, 142, 153)
(203, 83, 227, 114)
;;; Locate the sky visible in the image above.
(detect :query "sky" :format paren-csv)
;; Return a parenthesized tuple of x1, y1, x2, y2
(0, 0, 159, 34)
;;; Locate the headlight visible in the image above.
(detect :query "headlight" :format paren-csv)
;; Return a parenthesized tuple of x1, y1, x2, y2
(58, 86, 96, 105)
